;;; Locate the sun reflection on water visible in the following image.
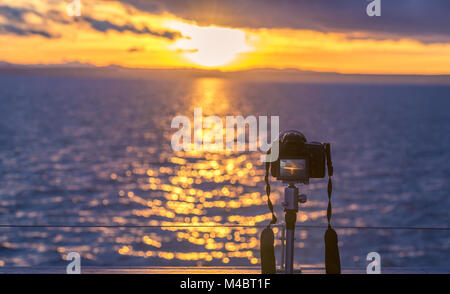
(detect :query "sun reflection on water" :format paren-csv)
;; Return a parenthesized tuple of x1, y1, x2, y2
(112, 147, 278, 264)
(107, 78, 283, 265)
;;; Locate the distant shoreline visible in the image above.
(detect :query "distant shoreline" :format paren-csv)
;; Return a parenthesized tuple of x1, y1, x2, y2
(1, 64, 450, 85)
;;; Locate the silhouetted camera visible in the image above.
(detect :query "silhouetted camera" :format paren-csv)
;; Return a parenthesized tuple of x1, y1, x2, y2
(270, 130, 327, 183)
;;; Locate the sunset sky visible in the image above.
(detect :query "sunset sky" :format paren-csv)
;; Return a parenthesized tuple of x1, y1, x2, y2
(1, 0, 450, 74)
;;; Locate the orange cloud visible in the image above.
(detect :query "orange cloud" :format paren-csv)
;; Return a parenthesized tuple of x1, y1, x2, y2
(0, 0, 449, 74)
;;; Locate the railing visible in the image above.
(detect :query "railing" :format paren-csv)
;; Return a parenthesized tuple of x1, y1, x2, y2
(1, 223, 448, 272)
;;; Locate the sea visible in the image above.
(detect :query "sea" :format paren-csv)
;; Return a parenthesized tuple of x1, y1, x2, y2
(0, 74, 449, 269)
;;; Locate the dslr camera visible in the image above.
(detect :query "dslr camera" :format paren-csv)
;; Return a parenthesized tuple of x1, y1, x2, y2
(270, 130, 329, 183)
(261, 130, 338, 275)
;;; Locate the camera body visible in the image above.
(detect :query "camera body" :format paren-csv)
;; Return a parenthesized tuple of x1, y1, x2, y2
(270, 131, 326, 183)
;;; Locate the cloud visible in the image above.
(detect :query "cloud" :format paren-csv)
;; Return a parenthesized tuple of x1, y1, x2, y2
(0, 6, 55, 38)
(127, 47, 144, 53)
(0, 3, 182, 40)
(82, 16, 181, 39)
(0, 5, 36, 21)
(0, 24, 54, 38)
(119, 0, 450, 42)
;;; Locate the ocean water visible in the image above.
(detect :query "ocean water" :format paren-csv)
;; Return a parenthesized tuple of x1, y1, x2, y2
(0, 75, 449, 269)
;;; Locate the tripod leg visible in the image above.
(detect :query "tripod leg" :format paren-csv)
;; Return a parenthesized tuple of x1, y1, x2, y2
(285, 210, 297, 274)
(280, 223, 285, 270)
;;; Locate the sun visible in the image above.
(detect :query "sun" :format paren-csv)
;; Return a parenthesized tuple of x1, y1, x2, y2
(167, 22, 252, 68)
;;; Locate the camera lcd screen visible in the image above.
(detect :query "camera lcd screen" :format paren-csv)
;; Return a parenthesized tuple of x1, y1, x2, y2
(280, 159, 307, 181)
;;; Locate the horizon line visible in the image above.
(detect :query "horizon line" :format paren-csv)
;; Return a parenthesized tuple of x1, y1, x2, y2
(2, 61, 450, 77)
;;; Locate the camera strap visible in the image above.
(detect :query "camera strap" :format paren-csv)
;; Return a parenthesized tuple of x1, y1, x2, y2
(265, 161, 277, 226)
(260, 160, 277, 274)
(324, 143, 341, 274)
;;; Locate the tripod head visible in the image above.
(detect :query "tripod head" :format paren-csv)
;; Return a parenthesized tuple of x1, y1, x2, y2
(281, 183, 307, 212)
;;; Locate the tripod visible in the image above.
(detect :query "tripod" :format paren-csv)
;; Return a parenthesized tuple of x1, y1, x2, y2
(282, 183, 307, 274)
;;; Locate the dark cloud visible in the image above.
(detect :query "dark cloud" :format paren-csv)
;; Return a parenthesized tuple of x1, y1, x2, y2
(127, 47, 144, 53)
(120, 0, 450, 42)
(0, 5, 56, 38)
(82, 16, 182, 39)
(0, 5, 38, 21)
(0, 4, 182, 40)
(0, 24, 54, 38)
